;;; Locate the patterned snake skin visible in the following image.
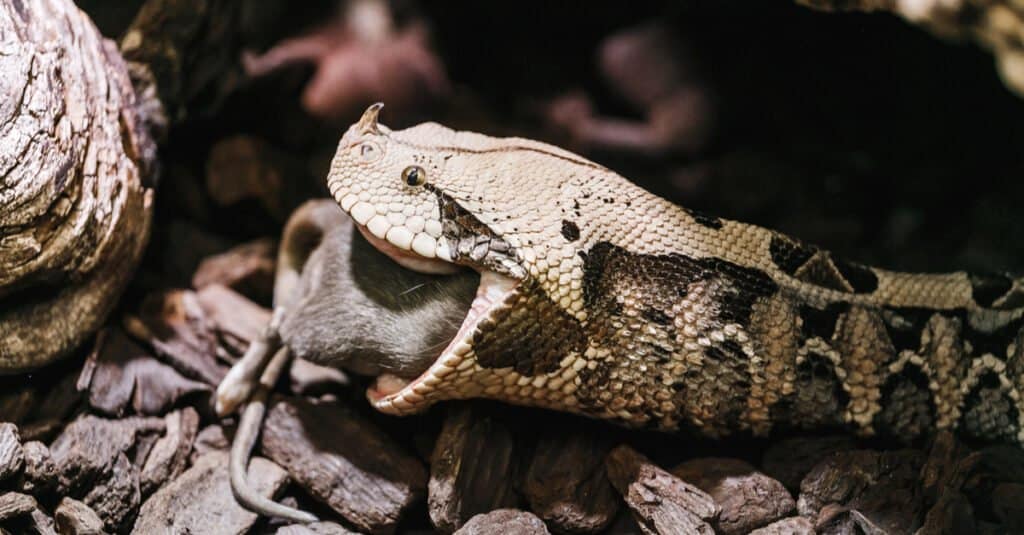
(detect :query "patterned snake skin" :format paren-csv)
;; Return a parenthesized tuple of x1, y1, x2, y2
(327, 105, 1024, 445)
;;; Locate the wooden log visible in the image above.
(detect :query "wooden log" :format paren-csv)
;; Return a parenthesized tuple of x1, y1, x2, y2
(0, 424, 22, 483)
(760, 435, 855, 492)
(521, 419, 619, 533)
(53, 498, 106, 535)
(275, 522, 360, 535)
(429, 404, 521, 533)
(192, 238, 277, 304)
(259, 396, 427, 534)
(120, 0, 244, 122)
(748, 516, 815, 535)
(134, 451, 288, 535)
(16, 441, 56, 497)
(672, 457, 794, 535)
(77, 328, 211, 417)
(453, 510, 550, 535)
(138, 408, 199, 496)
(797, 449, 925, 534)
(605, 445, 718, 535)
(0, 0, 157, 373)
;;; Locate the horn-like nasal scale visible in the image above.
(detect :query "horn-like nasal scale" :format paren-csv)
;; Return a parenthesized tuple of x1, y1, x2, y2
(356, 102, 384, 135)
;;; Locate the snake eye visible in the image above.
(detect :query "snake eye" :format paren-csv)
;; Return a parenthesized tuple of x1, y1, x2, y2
(357, 142, 381, 162)
(402, 165, 426, 186)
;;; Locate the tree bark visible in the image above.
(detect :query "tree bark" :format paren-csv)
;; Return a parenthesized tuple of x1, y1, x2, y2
(0, 0, 159, 373)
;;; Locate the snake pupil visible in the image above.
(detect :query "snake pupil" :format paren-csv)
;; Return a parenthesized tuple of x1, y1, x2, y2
(403, 166, 425, 186)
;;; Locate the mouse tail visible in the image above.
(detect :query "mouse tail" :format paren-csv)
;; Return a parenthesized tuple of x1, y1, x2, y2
(229, 344, 319, 523)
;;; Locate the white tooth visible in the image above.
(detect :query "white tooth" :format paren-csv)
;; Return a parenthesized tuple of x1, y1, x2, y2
(367, 215, 391, 239)
(386, 226, 414, 250)
(412, 233, 437, 258)
(388, 212, 406, 226)
(340, 194, 357, 211)
(453, 341, 472, 356)
(434, 364, 455, 377)
(436, 238, 452, 261)
(351, 202, 375, 224)
(424, 219, 443, 238)
(406, 215, 425, 233)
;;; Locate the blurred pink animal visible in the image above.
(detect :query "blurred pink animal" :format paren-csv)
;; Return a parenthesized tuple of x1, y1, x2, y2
(547, 22, 715, 157)
(244, 0, 449, 122)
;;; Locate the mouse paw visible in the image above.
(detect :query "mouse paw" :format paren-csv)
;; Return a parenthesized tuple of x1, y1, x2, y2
(215, 364, 259, 417)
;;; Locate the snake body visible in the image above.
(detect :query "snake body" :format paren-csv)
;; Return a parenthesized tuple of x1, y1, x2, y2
(326, 105, 1024, 445)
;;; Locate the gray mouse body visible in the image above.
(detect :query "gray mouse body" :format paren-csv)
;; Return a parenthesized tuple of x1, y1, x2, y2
(220, 199, 478, 523)
(276, 199, 478, 380)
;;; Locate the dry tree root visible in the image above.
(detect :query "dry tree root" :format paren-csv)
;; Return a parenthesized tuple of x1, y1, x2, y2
(0, 0, 158, 373)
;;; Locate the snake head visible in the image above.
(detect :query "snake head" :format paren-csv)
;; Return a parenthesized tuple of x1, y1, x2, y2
(328, 104, 537, 280)
(326, 104, 604, 416)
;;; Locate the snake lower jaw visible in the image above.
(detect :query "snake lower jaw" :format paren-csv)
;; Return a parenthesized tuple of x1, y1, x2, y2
(365, 269, 519, 413)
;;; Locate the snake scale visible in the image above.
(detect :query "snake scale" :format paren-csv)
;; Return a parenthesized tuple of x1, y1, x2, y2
(324, 104, 1024, 446)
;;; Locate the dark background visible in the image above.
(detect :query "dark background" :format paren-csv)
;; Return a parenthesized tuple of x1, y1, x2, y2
(81, 0, 1024, 284)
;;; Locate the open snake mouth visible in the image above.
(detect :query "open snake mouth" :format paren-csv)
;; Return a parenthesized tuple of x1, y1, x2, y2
(350, 220, 520, 414)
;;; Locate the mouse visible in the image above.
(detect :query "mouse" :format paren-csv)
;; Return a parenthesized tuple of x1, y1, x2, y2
(217, 199, 477, 523)
(276, 199, 478, 381)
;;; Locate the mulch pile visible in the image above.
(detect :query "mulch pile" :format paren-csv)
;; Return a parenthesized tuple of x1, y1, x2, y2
(2, 255, 1023, 533)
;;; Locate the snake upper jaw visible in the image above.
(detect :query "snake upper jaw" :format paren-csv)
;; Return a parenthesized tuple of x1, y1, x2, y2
(353, 221, 462, 275)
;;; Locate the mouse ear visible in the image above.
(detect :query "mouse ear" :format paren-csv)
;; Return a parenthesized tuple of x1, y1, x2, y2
(356, 102, 384, 135)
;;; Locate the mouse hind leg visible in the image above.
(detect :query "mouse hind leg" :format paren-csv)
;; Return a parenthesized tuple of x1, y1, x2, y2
(216, 199, 346, 416)
(215, 199, 348, 523)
